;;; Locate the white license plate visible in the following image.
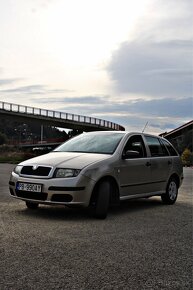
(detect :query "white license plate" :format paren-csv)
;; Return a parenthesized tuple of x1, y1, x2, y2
(17, 182, 42, 193)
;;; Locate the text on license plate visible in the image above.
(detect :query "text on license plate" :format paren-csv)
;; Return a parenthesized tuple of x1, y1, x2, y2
(17, 183, 42, 192)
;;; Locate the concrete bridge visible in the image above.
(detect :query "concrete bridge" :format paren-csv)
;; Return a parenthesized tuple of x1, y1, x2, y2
(0, 101, 125, 132)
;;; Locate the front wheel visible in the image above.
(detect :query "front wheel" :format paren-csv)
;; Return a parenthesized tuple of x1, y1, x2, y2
(161, 178, 178, 205)
(25, 201, 39, 209)
(92, 181, 110, 219)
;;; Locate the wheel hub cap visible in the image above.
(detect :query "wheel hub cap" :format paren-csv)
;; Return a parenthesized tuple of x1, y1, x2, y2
(169, 181, 177, 200)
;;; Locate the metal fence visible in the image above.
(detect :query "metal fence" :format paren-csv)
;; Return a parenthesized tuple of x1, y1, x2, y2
(0, 101, 125, 131)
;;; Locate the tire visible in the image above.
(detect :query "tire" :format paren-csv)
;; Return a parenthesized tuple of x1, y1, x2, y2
(26, 201, 39, 209)
(92, 181, 110, 219)
(161, 178, 178, 205)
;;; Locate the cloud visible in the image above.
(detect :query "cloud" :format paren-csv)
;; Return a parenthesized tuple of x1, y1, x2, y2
(0, 78, 20, 86)
(53, 96, 192, 132)
(0, 85, 73, 95)
(107, 0, 193, 98)
(107, 40, 192, 97)
(133, 0, 193, 42)
(59, 96, 192, 119)
(124, 97, 192, 118)
(0, 85, 46, 94)
(1, 89, 191, 133)
(1, 0, 191, 135)
(30, 0, 56, 13)
(36, 95, 109, 104)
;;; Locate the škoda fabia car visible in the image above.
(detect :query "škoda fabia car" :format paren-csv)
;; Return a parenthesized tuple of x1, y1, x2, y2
(9, 131, 183, 219)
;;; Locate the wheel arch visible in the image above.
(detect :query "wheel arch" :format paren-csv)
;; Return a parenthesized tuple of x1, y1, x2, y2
(89, 175, 120, 206)
(168, 173, 180, 188)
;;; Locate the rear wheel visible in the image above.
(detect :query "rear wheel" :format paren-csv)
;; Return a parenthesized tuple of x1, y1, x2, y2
(161, 178, 178, 204)
(25, 201, 39, 209)
(91, 180, 110, 219)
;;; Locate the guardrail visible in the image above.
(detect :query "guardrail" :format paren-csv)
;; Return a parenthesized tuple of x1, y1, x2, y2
(0, 101, 125, 131)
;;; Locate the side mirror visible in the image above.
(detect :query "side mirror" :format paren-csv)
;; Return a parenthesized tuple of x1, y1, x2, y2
(122, 150, 140, 159)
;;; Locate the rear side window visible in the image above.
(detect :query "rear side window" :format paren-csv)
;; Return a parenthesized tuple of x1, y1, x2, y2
(145, 136, 169, 157)
(161, 139, 178, 156)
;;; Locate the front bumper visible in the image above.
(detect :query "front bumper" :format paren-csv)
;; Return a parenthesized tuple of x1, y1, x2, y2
(9, 172, 95, 207)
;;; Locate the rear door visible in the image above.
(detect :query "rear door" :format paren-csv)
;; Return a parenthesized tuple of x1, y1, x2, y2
(144, 136, 172, 192)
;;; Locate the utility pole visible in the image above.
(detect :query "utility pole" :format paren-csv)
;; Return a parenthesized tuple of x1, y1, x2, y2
(40, 125, 43, 143)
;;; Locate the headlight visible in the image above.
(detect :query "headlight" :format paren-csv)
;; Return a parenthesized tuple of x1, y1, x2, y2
(54, 168, 81, 178)
(13, 165, 23, 175)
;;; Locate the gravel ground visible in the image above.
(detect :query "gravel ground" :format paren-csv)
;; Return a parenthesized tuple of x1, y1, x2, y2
(0, 164, 192, 290)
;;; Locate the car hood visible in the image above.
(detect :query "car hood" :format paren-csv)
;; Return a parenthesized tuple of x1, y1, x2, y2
(20, 152, 111, 169)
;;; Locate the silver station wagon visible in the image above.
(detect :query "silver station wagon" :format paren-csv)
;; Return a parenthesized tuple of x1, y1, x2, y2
(9, 131, 183, 218)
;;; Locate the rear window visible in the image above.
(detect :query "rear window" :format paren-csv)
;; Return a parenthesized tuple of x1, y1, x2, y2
(145, 136, 169, 157)
(161, 139, 178, 156)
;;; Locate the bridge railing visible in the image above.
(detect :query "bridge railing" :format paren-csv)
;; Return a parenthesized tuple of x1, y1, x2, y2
(0, 101, 125, 131)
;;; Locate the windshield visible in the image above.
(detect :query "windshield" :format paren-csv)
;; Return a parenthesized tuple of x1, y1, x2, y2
(54, 132, 125, 154)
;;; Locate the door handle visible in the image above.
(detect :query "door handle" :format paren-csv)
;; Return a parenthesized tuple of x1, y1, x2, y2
(146, 162, 151, 167)
(168, 160, 172, 165)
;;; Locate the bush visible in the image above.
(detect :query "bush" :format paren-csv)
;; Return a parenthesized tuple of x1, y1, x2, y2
(0, 144, 18, 153)
(0, 150, 36, 163)
(181, 148, 193, 166)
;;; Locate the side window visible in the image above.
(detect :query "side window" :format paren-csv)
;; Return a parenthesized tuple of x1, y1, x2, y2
(145, 136, 169, 157)
(161, 139, 178, 156)
(123, 135, 146, 158)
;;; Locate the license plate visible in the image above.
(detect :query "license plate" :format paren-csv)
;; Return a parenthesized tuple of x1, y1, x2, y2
(16, 182, 42, 193)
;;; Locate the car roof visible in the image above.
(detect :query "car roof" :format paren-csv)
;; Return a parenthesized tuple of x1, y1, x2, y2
(85, 131, 163, 138)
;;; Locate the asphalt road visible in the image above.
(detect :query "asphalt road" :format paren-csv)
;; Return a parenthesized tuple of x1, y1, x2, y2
(0, 164, 192, 290)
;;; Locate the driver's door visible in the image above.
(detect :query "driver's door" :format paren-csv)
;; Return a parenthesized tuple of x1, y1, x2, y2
(118, 134, 151, 197)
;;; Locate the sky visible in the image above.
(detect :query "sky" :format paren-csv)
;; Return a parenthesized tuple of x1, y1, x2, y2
(0, 0, 192, 134)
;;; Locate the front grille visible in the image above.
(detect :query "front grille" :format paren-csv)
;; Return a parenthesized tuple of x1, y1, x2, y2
(21, 166, 51, 177)
(51, 194, 73, 202)
(15, 190, 48, 201)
